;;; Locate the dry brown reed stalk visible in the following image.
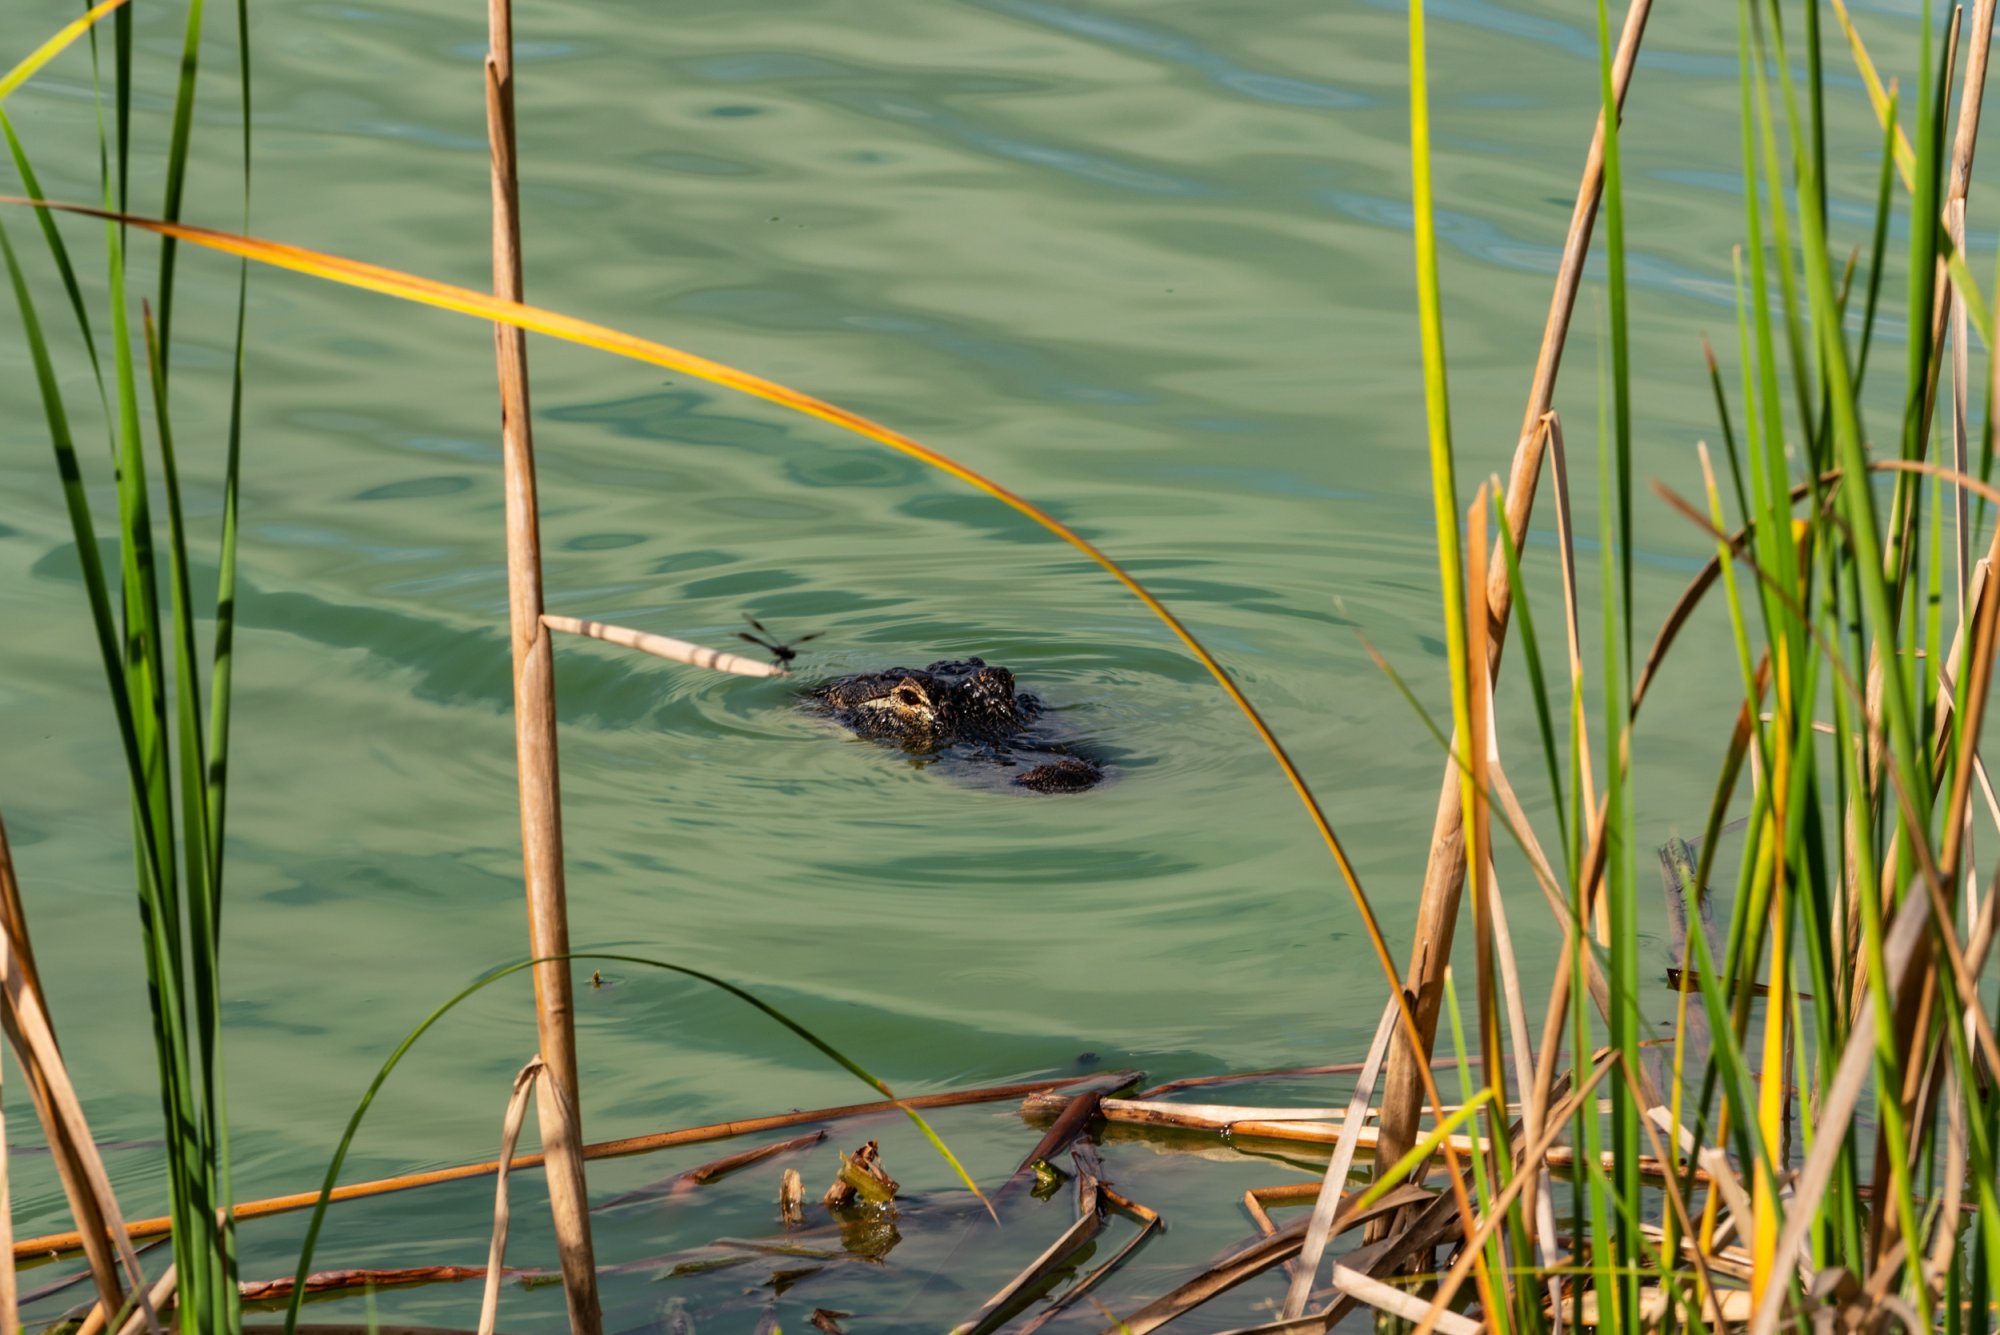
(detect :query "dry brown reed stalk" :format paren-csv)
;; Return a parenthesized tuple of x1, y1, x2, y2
(0, 813, 124, 1316)
(106, 1265, 173, 1335)
(0, 1053, 13, 1335)
(477, 1059, 541, 1335)
(482, 0, 599, 1325)
(1058, 1096, 1695, 1183)
(0, 829, 158, 1334)
(1375, 0, 1657, 1197)
(14, 1072, 1120, 1260)
(541, 615, 784, 678)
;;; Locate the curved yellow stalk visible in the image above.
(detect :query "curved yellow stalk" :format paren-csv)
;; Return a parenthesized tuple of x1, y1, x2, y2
(0, 0, 133, 107)
(0, 196, 1391, 946)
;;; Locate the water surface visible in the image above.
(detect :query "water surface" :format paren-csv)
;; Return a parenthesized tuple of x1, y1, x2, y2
(0, 0, 1953, 1326)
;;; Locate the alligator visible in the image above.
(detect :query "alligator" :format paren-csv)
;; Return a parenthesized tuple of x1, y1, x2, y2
(801, 657, 1104, 793)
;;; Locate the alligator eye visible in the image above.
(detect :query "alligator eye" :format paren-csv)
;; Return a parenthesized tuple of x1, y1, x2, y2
(894, 685, 926, 708)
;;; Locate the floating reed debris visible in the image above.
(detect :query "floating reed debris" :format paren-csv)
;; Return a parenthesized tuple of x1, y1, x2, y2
(13, 1071, 1133, 1261)
(541, 615, 784, 678)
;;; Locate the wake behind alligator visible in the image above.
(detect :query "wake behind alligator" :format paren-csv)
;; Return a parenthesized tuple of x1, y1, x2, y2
(800, 656, 1104, 793)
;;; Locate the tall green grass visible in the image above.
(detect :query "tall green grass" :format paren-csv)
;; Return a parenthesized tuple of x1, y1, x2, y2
(1388, 0, 2000, 1325)
(1, 0, 252, 1327)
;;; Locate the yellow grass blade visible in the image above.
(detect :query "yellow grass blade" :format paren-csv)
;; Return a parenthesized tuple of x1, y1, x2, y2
(1827, 0, 1917, 187)
(0, 0, 133, 107)
(0, 196, 1390, 934)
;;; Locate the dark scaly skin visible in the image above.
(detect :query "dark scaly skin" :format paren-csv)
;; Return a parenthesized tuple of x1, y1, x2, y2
(801, 657, 1104, 793)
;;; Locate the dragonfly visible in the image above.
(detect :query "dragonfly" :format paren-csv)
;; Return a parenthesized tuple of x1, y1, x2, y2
(737, 616, 822, 666)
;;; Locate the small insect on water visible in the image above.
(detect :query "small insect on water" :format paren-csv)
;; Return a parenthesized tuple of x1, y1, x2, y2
(737, 615, 823, 666)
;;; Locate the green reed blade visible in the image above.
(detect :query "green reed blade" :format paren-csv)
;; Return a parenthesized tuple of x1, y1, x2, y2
(1443, 974, 1511, 1335)
(204, 7, 253, 1323)
(284, 952, 998, 1335)
(1594, 367, 1641, 1329)
(1855, 85, 1901, 395)
(0, 108, 104, 389)
(141, 302, 236, 1327)
(1596, 0, 1632, 681)
(154, 0, 207, 362)
(209, 0, 253, 899)
(1703, 334, 1751, 527)
(1405, 0, 1476, 885)
(112, 1, 129, 213)
(0, 215, 139, 783)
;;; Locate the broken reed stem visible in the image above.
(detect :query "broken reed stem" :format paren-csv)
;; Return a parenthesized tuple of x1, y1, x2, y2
(1375, 0, 1656, 1200)
(540, 615, 783, 679)
(477, 1060, 540, 1335)
(13, 1073, 1122, 1260)
(482, 0, 600, 1328)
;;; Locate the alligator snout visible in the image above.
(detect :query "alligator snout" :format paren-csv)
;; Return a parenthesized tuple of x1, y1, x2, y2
(800, 656, 1104, 793)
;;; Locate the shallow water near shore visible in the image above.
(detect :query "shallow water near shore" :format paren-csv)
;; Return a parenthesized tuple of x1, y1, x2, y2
(0, 0, 1948, 1326)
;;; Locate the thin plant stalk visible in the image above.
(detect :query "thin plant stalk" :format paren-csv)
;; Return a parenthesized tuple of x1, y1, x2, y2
(482, 0, 601, 1327)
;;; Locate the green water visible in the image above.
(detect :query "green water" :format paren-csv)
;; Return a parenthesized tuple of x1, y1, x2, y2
(0, 0, 1945, 1327)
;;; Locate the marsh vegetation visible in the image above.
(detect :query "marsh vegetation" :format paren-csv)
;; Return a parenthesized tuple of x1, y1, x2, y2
(5, 0, 2000, 1330)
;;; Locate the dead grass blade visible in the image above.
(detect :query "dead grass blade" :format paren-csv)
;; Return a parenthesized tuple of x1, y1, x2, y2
(477, 1059, 541, 1335)
(1282, 999, 1397, 1317)
(541, 615, 784, 679)
(1015, 1184, 1160, 1334)
(1336, 1264, 1478, 1335)
(1100, 1186, 1433, 1335)
(954, 1145, 1106, 1335)
(1483, 849, 1564, 1320)
(112, 1266, 175, 1335)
